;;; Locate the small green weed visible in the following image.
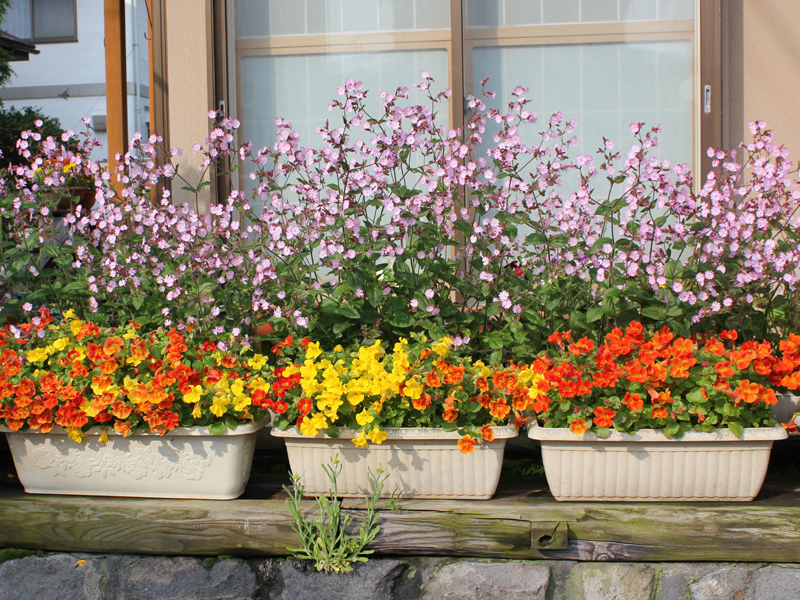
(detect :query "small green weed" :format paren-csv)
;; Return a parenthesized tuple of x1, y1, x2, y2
(284, 456, 386, 573)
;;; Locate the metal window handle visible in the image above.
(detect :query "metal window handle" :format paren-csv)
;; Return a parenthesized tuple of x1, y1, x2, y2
(704, 85, 711, 114)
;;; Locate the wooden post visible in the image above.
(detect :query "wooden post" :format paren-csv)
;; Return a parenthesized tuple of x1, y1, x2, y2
(104, 0, 129, 182)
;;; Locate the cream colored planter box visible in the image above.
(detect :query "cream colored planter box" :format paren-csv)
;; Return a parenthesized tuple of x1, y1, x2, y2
(1, 420, 267, 499)
(528, 423, 787, 502)
(272, 425, 518, 499)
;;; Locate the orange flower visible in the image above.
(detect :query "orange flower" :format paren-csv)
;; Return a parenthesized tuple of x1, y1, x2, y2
(479, 424, 495, 441)
(651, 406, 668, 418)
(114, 421, 132, 437)
(715, 360, 734, 378)
(568, 337, 595, 356)
(569, 418, 587, 434)
(103, 336, 124, 358)
(425, 371, 441, 388)
(412, 393, 432, 411)
(735, 380, 760, 404)
(669, 357, 697, 378)
(623, 392, 644, 411)
(458, 435, 476, 454)
(592, 406, 616, 428)
(489, 399, 511, 420)
(625, 361, 649, 383)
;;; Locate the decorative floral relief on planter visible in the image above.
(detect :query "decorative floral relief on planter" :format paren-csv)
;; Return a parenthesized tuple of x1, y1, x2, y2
(528, 423, 787, 502)
(273, 425, 518, 500)
(2, 420, 267, 499)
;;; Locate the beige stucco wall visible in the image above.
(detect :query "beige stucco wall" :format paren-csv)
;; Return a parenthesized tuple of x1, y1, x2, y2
(724, 0, 800, 155)
(164, 0, 214, 211)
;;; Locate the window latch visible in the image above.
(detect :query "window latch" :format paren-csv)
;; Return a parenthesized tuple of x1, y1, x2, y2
(703, 85, 711, 114)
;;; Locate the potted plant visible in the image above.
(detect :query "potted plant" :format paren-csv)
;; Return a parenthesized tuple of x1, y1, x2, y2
(526, 322, 791, 501)
(0, 309, 272, 499)
(269, 334, 535, 499)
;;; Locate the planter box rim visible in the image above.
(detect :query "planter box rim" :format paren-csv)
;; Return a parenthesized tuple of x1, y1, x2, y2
(272, 423, 518, 441)
(528, 422, 787, 443)
(0, 418, 268, 439)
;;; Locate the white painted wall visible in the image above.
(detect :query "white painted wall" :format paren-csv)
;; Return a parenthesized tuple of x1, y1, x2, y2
(2, 0, 149, 161)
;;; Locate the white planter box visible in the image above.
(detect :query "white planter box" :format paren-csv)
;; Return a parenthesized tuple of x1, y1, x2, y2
(1, 420, 267, 499)
(528, 423, 787, 502)
(272, 425, 518, 499)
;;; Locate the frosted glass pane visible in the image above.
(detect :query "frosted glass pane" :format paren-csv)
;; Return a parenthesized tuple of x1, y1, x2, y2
(235, 0, 449, 37)
(467, 0, 693, 26)
(239, 49, 449, 162)
(472, 40, 692, 165)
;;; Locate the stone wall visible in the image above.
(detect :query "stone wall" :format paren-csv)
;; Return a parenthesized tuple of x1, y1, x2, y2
(2, 553, 799, 600)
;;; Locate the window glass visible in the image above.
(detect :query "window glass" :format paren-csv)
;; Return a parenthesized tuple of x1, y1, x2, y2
(466, 0, 696, 168)
(5, 0, 32, 40)
(33, 0, 77, 41)
(5, 0, 77, 42)
(232, 0, 451, 198)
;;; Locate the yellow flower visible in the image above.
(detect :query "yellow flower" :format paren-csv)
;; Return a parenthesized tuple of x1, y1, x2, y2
(63, 309, 77, 320)
(356, 409, 374, 426)
(368, 428, 388, 445)
(183, 385, 203, 404)
(192, 402, 202, 419)
(26, 347, 49, 364)
(333, 345, 344, 352)
(210, 394, 230, 417)
(99, 428, 109, 446)
(52, 337, 69, 352)
(70, 319, 83, 336)
(230, 378, 245, 398)
(432, 336, 452, 357)
(299, 413, 327, 437)
(247, 354, 267, 370)
(402, 378, 423, 400)
(65, 426, 84, 443)
(250, 376, 271, 393)
(352, 431, 369, 447)
(305, 341, 322, 360)
(233, 395, 251, 412)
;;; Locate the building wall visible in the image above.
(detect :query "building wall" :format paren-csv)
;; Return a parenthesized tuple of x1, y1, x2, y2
(724, 0, 800, 155)
(0, 0, 149, 161)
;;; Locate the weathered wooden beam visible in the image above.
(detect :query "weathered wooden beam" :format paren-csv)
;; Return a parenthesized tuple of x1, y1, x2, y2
(2, 489, 800, 562)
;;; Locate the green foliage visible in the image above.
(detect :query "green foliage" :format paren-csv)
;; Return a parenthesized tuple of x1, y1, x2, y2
(283, 456, 385, 573)
(0, 106, 63, 167)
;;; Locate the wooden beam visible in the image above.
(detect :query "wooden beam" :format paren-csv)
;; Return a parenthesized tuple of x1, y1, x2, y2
(104, 0, 129, 179)
(1, 488, 800, 562)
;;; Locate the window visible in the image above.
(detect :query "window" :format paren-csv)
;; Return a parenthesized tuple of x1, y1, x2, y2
(4, 0, 78, 44)
(228, 0, 714, 186)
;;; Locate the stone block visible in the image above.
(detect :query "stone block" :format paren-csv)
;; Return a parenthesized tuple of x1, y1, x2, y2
(0, 554, 104, 600)
(566, 563, 656, 600)
(688, 565, 754, 600)
(266, 559, 406, 600)
(114, 556, 258, 600)
(421, 560, 550, 600)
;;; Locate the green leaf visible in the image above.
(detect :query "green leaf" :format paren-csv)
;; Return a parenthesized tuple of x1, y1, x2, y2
(640, 305, 666, 320)
(728, 421, 744, 438)
(208, 422, 226, 435)
(337, 305, 361, 319)
(325, 425, 340, 438)
(365, 284, 383, 308)
(586, 306, 605, 324)
(525, 231, 547, 246)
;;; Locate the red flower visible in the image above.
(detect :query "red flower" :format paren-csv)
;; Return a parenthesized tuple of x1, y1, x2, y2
(592, 406, 616, 428)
